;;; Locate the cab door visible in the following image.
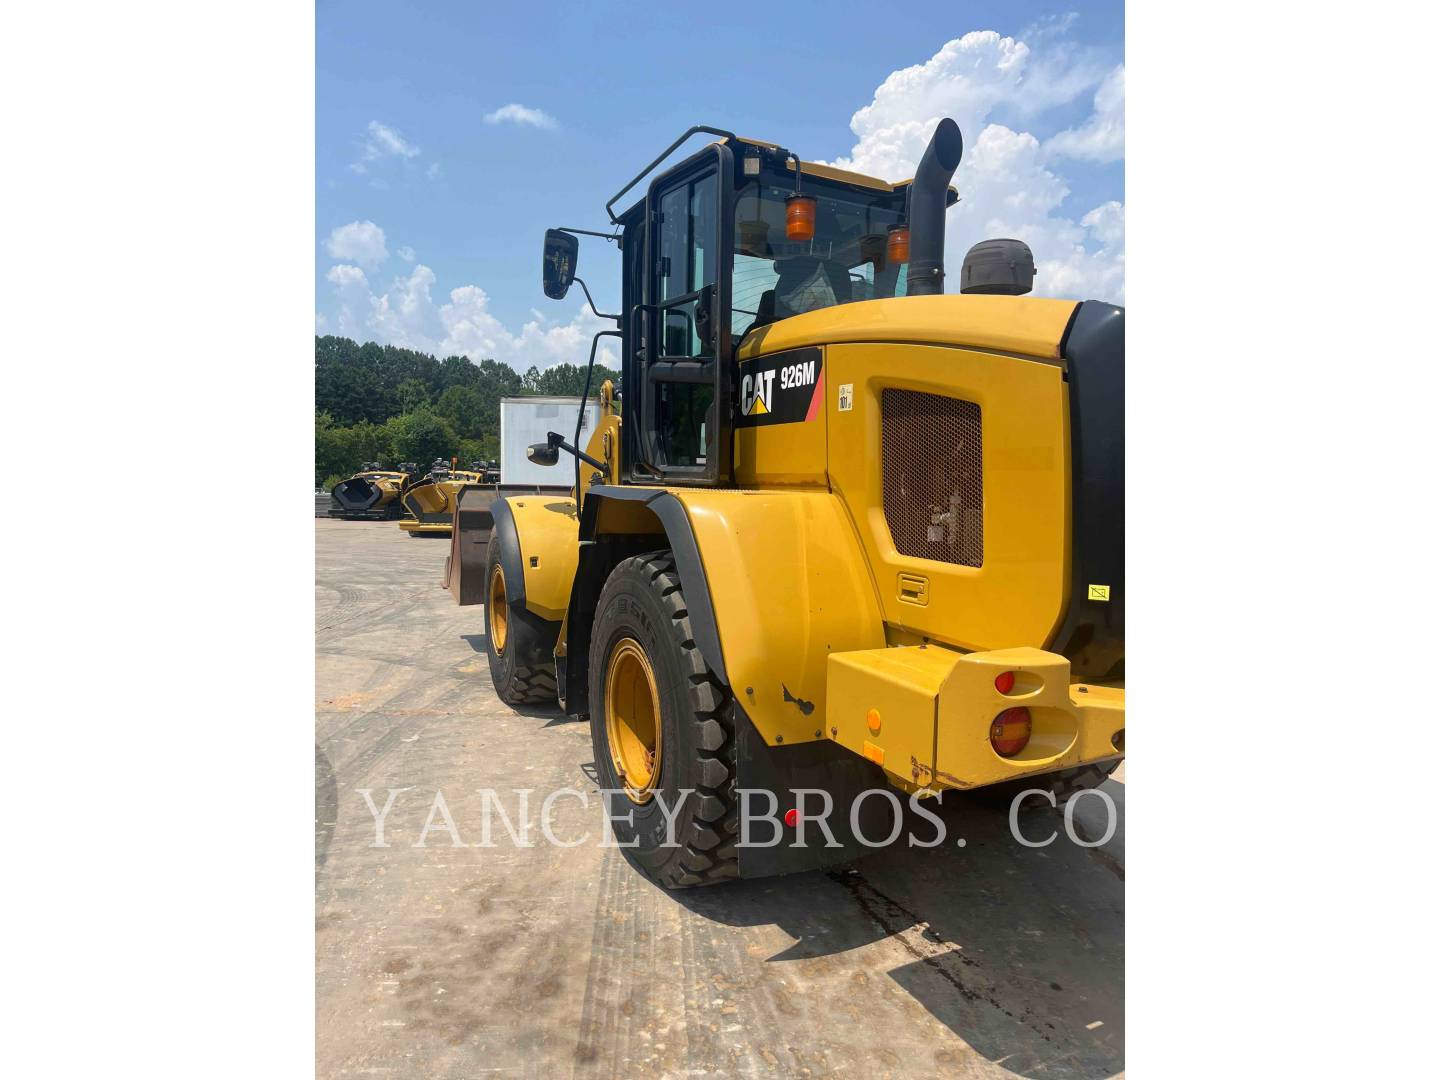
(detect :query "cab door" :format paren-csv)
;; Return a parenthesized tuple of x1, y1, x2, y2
(631, 144, 735, 485)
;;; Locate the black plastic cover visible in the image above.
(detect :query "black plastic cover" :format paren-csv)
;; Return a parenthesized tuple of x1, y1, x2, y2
(959, 239, 1035, 295)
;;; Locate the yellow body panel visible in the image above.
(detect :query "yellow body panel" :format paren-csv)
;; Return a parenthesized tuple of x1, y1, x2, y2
(507, 495, 581, 622)
(578, 379, 623, 514)
(733, 359, 828, 488)
(827, 645, 963, 788)
(739, 294, 1078, 364)
(826, 341, 1071, 652)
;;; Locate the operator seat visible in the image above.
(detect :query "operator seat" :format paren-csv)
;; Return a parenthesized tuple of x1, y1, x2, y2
(743, 256, 852, 338)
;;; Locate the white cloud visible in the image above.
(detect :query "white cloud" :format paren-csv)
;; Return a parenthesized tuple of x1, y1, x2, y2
(348, 121, 433, 181)
(397, 245, 416, 263)
(1082, 200, 1124, 247)
(483, 103, 557, 130)
(324, 220, 388, 269)
(325, 257, 616, 371)
(1046, 65, 1124, 163)
(361, 120, 420, 161)
(828, 30, 1124, 303)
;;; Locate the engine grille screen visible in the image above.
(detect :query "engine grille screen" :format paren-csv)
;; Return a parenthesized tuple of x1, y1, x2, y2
(881, 389, 983, 567)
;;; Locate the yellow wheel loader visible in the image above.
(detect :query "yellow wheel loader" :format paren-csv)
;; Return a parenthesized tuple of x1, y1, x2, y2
(398, 460, 495, 537)
(329, 462, 415, 520)
(446, 121, 1124, 887)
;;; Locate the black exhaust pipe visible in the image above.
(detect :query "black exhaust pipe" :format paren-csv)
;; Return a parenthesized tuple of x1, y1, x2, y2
(906, 118, 964, 297)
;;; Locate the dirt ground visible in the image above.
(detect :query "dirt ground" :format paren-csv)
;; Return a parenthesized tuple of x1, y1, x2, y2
(316, 519, 1124, 1079)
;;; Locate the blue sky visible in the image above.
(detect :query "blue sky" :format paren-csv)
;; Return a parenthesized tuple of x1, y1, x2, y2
(317, 1, 1124, 369)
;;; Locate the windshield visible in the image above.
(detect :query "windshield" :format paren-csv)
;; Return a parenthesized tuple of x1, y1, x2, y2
(731, 177, 909, 339)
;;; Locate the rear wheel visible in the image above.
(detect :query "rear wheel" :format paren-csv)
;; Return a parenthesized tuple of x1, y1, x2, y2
(589, 551, 738, 888)
(483, 530, 557, 706)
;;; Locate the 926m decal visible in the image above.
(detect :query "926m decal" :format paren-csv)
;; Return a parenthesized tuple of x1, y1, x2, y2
(736, 347, 824, 428)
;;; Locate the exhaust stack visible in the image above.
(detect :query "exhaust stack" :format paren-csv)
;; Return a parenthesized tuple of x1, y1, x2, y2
(906, 118, 964, 297)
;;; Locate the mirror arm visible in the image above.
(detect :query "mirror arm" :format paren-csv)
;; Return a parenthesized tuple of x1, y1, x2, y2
(557, 226, 620, 242)
(571, 276, 620, 323)
(545, 431, 606, 471)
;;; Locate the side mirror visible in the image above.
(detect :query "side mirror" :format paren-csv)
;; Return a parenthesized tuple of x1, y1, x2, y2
(542, 229, 579, 300)
(526, 441, 559, 467)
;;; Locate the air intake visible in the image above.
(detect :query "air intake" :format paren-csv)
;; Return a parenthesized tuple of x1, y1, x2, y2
(881, 390, 983, 568)
(960, 239, 1035, 295)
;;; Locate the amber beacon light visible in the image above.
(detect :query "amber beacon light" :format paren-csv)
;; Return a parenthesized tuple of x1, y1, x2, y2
(785, 193, 816, 241)
(886, 225, 910, 266)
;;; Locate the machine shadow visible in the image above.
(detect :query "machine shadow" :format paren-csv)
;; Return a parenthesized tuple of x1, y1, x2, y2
(671, 792, 1124, 1078)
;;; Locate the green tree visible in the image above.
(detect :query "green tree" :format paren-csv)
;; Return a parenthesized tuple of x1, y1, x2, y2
(315, 411, 393, 485)
(384, 408, 458, 468)
(396, 377, 431, 412)
(434, 385, 486, 439)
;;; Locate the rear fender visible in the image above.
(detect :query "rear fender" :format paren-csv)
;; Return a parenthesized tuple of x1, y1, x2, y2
(571, 486, 884, 746)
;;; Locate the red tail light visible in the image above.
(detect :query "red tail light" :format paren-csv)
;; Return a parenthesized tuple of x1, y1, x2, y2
(994, 670, 1016, 694)
(990, 707, 1031, 757)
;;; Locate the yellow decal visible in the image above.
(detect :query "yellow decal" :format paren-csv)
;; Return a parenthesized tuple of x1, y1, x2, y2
(1087, 584, 1111, 601)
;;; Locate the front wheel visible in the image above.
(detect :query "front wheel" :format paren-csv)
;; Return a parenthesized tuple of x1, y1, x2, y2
(483, 528, 557, 706)
(588, 551, 739, 888)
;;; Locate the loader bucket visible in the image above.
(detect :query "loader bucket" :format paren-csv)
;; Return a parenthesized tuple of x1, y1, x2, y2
(403, 480, 452, 522)
(331, 477, 381, 513)
(444, 485, 498, 604)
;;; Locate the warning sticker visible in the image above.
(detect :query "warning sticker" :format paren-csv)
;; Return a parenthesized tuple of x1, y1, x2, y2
(838, 383, 854, 412)
(1087, 584, 1111, 601)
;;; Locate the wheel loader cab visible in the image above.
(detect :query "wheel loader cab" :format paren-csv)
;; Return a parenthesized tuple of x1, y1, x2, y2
(614, 139, 933, 486)
(461, 122, 1125, 889)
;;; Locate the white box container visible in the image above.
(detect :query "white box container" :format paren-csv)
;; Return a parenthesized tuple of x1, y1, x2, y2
(499, 396, 603, 487)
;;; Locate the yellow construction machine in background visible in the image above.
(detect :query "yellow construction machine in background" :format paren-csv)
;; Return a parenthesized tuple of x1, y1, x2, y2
(328, 462, 417, 520)
(399, 459, 498, 537)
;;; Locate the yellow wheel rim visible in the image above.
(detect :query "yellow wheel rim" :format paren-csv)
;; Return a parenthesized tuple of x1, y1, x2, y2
(488, 564, 508, 655)
(605, 637, 662, 803)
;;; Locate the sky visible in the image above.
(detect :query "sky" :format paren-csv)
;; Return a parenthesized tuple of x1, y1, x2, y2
(317, 1, 1124, 371)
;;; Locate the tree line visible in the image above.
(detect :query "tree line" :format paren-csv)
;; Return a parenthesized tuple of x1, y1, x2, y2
(315, 335, 619, 488)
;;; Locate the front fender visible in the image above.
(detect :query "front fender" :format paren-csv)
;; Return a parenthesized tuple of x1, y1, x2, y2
(506, 493, 580, 623)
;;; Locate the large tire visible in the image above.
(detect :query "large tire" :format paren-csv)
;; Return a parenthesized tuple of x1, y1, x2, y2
(484, 530, 558, 706)
(588, 551, 739, 888)
(971, 757, 1122, 810)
